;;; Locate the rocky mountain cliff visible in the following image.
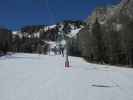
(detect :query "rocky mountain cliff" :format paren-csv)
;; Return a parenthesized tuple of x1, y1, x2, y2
(78, 0, 133, 66)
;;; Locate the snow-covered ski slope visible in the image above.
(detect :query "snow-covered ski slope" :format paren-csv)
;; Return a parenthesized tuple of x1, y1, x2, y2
(0, 53, 133, 100)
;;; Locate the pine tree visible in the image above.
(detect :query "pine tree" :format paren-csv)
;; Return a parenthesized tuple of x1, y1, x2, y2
(92, 18, 105, 63)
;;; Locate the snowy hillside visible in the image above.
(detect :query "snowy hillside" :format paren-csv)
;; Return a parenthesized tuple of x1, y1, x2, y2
(0, 53, 133, 100)
(67, 28, 81, 38)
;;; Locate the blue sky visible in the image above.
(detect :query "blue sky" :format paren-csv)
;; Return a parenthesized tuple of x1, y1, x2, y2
(0, 0, 120, 30)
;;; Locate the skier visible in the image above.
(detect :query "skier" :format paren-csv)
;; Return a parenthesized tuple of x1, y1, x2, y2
(48, 45, 51, 55)
(60, 45, 64, 57)
(54, 46, 57, 55)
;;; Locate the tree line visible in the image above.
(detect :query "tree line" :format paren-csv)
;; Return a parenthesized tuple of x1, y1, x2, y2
(0, 28, 12, 55)
(0, 20, 85, 55)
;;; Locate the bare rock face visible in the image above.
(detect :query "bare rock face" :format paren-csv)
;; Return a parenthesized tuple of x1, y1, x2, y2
(82, 0, 133, 39)
(85, 0, 133, 26)
(86, 7, 108, 25)
(120, 0, 133, 19)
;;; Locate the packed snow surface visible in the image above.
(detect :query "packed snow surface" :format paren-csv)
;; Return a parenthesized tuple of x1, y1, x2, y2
(0, 53, 133, 100)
